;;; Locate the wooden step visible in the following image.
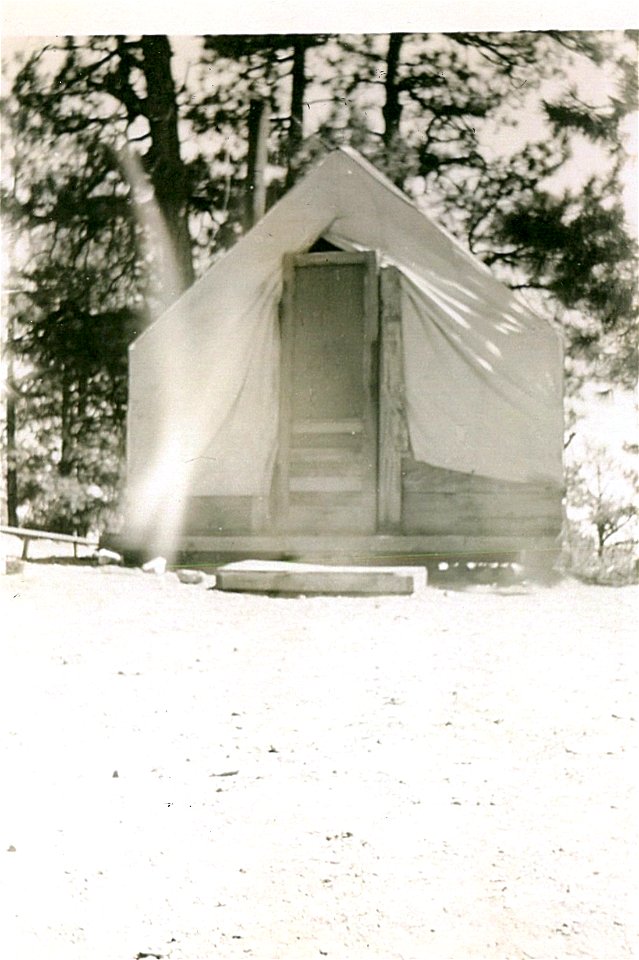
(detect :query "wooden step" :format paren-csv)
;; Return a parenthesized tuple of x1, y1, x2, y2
(289, 475, 364, 493)
(290, 457, 364, 478)
(292, 418, 363, 434)
(289, 447, 363, 463)
(214, 560, 426, 595)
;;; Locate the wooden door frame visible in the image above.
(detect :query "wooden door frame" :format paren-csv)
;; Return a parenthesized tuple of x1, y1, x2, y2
(275, 250, 379, 529)
(377, 265, 409, 531)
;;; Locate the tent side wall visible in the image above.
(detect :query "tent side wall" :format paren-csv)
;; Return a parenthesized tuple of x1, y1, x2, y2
(376, 264, 563, 550)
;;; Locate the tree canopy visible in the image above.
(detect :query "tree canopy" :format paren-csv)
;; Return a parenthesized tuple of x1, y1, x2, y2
(1, 31, 637, 532)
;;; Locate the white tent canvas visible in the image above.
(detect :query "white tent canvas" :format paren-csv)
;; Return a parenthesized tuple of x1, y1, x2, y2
(126, 148, 563, 553)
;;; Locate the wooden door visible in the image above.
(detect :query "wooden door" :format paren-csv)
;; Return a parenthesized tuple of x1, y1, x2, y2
(276, 251, 378, 533)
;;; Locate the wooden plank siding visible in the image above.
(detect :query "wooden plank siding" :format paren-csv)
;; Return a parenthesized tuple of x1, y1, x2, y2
(177, 533, 560, 566)
(400, 458, 563, 539)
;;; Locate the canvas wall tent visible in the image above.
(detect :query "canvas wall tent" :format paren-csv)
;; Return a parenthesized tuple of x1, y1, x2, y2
(124, 147, 564, 562)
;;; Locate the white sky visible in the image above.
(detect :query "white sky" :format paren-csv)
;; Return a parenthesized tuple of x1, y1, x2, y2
(1, 0, 638, 36)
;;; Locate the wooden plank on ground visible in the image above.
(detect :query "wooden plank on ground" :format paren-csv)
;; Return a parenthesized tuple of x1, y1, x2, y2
(215, 559, 425, 595)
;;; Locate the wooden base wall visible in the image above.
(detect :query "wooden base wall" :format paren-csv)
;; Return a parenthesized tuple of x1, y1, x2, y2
(400, 459, 563, 539)
(174, 533, 560, 568)
(175, 461, 563, 562)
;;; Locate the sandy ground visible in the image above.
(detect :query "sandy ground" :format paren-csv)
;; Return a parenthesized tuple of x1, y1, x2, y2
(1, 559, 638, 960)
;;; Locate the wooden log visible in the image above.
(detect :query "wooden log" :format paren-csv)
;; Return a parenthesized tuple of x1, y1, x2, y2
(377, 266, 409, 531)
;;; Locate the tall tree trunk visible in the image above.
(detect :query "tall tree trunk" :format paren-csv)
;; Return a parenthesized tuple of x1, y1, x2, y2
(3, 307, 18, 526)
(597, 526, 606, 558)
(285, 37, 307, 189)
(382, 33, 404, 154)
(5, 378, 17, 527)
(140, 35, 195, 298)
(245, 99, 270, 228)
(59, 366, 73, 481)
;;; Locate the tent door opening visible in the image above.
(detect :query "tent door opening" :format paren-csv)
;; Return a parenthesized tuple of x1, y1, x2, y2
(275, 251, 379, 533)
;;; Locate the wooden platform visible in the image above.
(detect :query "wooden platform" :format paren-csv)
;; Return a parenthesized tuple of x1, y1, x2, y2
(177, 533, 559, 566)
(214, 560, 427, 596)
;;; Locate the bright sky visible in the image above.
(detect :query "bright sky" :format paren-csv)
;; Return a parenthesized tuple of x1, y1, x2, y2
(1, 0, 638, 35)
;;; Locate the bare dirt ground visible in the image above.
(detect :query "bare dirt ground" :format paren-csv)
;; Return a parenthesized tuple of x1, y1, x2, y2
(1, 559, 637, 960)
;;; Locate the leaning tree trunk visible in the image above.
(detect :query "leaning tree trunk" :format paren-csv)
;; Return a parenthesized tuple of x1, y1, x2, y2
(140, 35, 195, 299)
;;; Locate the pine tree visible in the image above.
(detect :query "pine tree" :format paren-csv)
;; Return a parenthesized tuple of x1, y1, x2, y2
(2, 36, 198, 530)
(3, 31, 636, 533)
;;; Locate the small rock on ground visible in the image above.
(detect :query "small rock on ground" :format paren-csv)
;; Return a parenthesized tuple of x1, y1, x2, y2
(176, 569, 204, 585)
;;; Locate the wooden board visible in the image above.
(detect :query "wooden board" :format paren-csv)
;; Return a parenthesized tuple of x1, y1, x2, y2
(402, 459, 562, 496)
(400, 458, 563, 539)
(402, 498, 561, 536)
(215, 559, 425, 595)
(179, 533, 560, 565)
